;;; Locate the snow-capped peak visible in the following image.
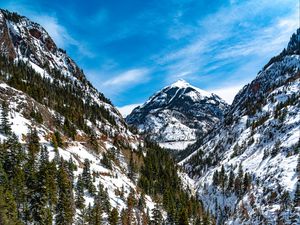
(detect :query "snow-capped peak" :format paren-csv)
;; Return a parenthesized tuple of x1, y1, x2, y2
(126, 79, 229, 150)
(168, 79, 211, 98)
(170, 79, 190, 88)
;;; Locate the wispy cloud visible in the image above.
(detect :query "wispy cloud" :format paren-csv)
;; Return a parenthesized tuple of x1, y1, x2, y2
(103, 68, 150, 88)
(156, 0, 298, 85)
(31, 15, 95, 57)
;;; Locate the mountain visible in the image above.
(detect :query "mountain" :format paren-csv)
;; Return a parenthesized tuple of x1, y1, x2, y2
(181, 28, 300, 224)
(0, 9, 206, 224)
(126, 79, 229, 150)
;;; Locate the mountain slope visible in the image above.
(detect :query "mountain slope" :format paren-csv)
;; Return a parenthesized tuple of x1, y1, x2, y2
(182, 28, 300, 224)
(0, 9, 207, 224)
(126, 79, 229, 150)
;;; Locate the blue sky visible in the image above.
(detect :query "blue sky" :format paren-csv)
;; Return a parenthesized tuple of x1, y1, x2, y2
(0, 0, 299, 113)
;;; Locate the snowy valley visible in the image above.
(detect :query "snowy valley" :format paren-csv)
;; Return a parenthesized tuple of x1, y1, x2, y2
(0, 6, 299, 225)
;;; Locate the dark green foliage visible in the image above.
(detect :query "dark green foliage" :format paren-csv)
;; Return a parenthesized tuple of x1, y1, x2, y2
(27, 127, 41, 158)
(82, 158, 95, 195)
(294, 180, 300, 207)
(151, 203, 163, 225)
(97, 182, 111, 213)
(54, 131, 63, 148)
(75, 174, 85, 210)
(227, 170, 235, 192)
(55, 160, 75, 225)
(0, 186, 21, 224)
(1, 9, 23, 23)
(30, 109, 43, 123)
(128, 151, 138, 180)
(101, 152, 113, 170)
(0, 54, 115, 140)
(138, 141, 205, 224)
(0, 101, 11, 135)
(234, 164, 244, 197)
(109, 207, 119, 225)
(178, 207, 189, 225)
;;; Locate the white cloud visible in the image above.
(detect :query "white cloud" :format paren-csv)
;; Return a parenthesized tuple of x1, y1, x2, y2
(103, 68, 150, 87)
(117, 103, 141, 117)
(209, 84, 246, 104)
(32, 15, 94, 57)
(157, 0, 298, 84)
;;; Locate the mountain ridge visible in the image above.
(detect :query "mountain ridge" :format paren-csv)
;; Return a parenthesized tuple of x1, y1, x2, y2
(126, 79, 229, 150)
(181, 28, 300, 224)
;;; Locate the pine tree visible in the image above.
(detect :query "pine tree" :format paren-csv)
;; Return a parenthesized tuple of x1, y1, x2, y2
(280, 191, 291, 210)
(294, 179, 300, 207)
(128, 151, 137, 181)
(0, 186, 20, 225)
(297, 154, 300, 176)
(75, 174, 85, 210)
(55, 160, 75, 225)
(219, 165, 227, 192)
(235, 163, 244, 197)
(151, 203, 163, 225)
(54, 131, 63, 147)
(2, 133, 24, 180)
(227, 170, 235, 192)
(243, 172, 251, 193)
(138, 192, 146, 210)
(126, 188, 136, 224)
(82, 159, 95, 194)
(27, 127, 41, 158)
(91, 193, 102, 225)
(97, 182, 110, 213)
(0, 101, 11, 135)
(120, 209, 128, 225)
(89, 132, 99, 152)
(178, 207, 189, 225)
(212, 170, 219, 186)
(108, 207, 119, 225)
(30, 146, 52, 224)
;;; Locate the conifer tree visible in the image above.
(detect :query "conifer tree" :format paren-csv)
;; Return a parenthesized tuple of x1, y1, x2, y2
(97, 182, 111, 213)
(297, 154, 300, 176)
(294, 179, 300, 207)
(151, 203, 163, 225)
(108, 207, 119, 225)
(0, 101, 11, 135)
(126, 188, 136, 224)
(0, 186, 20, 225)
(30, 146, 51, 224)
(212, 170, 219, 186)
(82, 159, 95, 194)
(27, 127, 41, 158)
(128, 151, 137, 181)
(243, 172, 251, 193)
(234, 163, 244, 197)
(55, 160, 75, 225)
(178, 207, 189, 225)
(75, 174, 85, 210)
(227, 170, 235, 192)
(91, 193, 102, 225)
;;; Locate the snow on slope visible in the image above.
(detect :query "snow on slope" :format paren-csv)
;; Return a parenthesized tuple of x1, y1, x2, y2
(182, 28, 300, 224)
(126, 79, 229, 150)
(0, 73, 157, 223)
(0, 9, 160, 222)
